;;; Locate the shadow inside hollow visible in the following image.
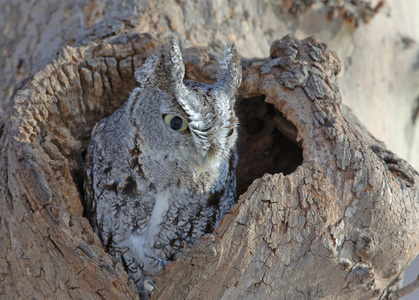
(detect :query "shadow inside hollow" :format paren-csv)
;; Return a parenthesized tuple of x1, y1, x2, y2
(236, 95, 303, 196)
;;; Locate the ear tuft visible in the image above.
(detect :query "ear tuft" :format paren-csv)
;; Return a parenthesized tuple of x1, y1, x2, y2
(134, 37, 186, 92)
(214, 43, 242, 101)
(135, 53, 159, 87)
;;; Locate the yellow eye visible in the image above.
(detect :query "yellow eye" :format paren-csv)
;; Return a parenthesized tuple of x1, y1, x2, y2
(163, 114, 188, 132)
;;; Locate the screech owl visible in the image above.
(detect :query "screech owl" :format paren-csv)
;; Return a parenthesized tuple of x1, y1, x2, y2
(84, 38, 242, 297)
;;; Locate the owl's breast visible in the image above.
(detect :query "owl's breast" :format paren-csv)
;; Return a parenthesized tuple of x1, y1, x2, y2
(138, 148, 226, 194)
(121, 186, 213, 275)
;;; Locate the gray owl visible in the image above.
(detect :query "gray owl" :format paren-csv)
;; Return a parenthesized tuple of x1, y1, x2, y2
(84, 38, 242, 296)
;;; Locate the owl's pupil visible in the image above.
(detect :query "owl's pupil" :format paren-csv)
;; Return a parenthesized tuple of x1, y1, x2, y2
(170, 116, 184, 130)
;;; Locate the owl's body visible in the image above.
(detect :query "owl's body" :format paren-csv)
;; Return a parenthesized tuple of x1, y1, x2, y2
(84, 39, 241, 294)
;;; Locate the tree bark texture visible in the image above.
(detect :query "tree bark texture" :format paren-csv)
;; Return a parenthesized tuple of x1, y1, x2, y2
(1, 0, 419, 170)
(1, 28, 418, 299)
(155, 36, 419, 299)
(1, 1, 419, 299)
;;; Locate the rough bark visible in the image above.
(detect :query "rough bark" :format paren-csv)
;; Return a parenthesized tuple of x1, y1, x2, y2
(1, 28, 418, 299)
(155, 36, 419, 300)
(1, 1, 419, 299)
(0, 33, 160, 300)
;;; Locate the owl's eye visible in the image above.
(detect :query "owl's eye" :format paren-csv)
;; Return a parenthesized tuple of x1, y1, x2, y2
(163, 114, 188, 132)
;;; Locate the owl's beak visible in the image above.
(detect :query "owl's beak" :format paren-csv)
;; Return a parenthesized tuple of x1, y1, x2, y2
(198, 152, 209, 173)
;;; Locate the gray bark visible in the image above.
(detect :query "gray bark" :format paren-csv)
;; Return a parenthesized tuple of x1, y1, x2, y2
(1, 1, 419, 299)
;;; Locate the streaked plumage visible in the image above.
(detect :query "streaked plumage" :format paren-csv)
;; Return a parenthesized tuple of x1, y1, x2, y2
(84, 38, 241, 297)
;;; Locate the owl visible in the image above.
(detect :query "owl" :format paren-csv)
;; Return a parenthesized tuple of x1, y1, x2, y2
(84, 38, 242, 297)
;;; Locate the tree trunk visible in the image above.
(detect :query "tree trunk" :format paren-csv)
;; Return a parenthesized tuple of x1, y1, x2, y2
(1, 1, 418, 299)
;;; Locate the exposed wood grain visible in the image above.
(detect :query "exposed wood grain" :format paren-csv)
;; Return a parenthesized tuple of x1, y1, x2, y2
(154, 35, 419, 300)
(1, 30, 418, 299)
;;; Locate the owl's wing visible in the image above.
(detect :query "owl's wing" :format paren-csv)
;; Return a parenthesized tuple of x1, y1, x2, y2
(84, 113, 154, 251)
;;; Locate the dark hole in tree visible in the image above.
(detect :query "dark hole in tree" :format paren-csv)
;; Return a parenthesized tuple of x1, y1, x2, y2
(236, 95, 303, 196)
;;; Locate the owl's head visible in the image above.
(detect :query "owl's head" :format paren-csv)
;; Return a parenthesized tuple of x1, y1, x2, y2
(128, 38, 241, 189)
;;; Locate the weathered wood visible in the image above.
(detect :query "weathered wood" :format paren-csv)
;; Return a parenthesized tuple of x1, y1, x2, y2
(1, 29, 418, 299)
(154, 35, 419, 299)
(0, 33, 161, 300)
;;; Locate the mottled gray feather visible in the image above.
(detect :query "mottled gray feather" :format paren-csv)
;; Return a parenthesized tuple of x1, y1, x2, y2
(84, 38, 242, 296)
